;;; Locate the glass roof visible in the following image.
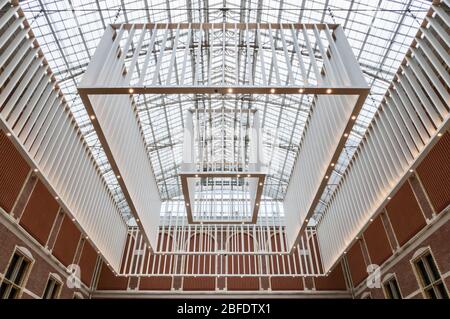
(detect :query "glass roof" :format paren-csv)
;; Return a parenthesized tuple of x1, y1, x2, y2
(19, 0, 430, 223)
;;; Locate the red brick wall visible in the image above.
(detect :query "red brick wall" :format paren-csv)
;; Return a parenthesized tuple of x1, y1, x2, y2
(96, 263, 128, 290)
(183, 276, 215, 291)
(357, 218, 450, 299)
(363, 216, 393, 265)
(227, 277, 259, 290)
(271, 277, 303, 290)
(19, 180, 60, 246)
(314, 262, 347, 291)
(386, 182, 427, 246)
(346, 241, 367, 286)
(0, 223, 87, 299)
(52, 215, 81, 267)
(416, 132, 450, 213)
(139, 277, 172, 290)
(0, 131, 30, 213)
(78, 241, 98, 287)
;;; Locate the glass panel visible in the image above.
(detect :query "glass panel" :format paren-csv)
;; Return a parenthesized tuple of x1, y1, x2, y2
(43, 280, 53, 299)
(437, 283, 449, 299)
(416, 259, 431, 286)
(0, 282, 9, 299)
(425, 253, 440, 281)
(13, 260, 29, 285)
(425, 287, 437, 299)
(51, 282, 61, 299)
(5, 253, 19, 280)
(7, 287, 19, 299)
(384, 282, 393, 299)
(391, 279, 402, 299)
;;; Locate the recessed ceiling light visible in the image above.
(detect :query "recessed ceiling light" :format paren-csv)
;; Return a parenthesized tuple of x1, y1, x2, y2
(409, 169, 413, 173)
(351, 115, 357, 120)
(259, 182, 263, 186)
(228, 88, 233, 93)
(129, 88, 134, 94)
(33, 168, 38, 173)
(270, 88, 275, 93)
(326, 88, 332, 94)
(437, 133, 443, 137)
(331, 163, 335, 167)
(136, 219, 140, 222)
(195, 174, 199, 177)
(186, 203, 190, 206)
(298, 88, 304, 93)
(116, 175, 121, 179)
(325, 175, 329, 179)
(237, 174, 240, 177)
(344, 133, 349, 137)
(55, 196, 59, 200)
(6, 132, 11, 137)
(247, 174, 251, 177)
(90, 115, 96, 120)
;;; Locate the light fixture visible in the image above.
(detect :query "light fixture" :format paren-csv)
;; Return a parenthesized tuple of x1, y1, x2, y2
(72, 218, 76, 222)
(33, 168, 38, 173)
(437, 133, 443, 137)
(186, 203, 190, 206)
(237, 174, 240, 177)
(6, 132, 11, 137)
(55, 196, 59, 200)
(195, 174, 199, 177)
(351, 115, 357, 120)
(409, 169, 413, 173)
(331, 163, 335, 167)
(129, 88, 134, 94)
(116, 175, 121, 179)
(136, 219, 140, 223)
(344, 133, 349, 137)
(228, 88, 233, 93)
(370, 218, 373, 222)
(90, 115, 96, 120)
(259, 182, 263, 186)
(325, 175, 329, 179)
(256, 203, 259, 206)
(85, 236, 89, 240)
(270, 88, 275, 93)
(298, 88, 304, 93)
(387, 197, 391, 200)
(326, 88, 332, 94)
(247, 174, 251, 177)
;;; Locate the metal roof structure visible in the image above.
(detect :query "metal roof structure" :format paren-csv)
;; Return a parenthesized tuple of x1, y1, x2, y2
(19, 0, 431, 225)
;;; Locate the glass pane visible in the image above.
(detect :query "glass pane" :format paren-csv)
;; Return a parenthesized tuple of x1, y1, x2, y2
(437, 283, 449, 299)
(384, 282, 393, 299)
(0, 282, 9, 299)
(391, 280, 402, 299)
(13, 260, 29, 285)
(51, 283, 61, 299)
(425, 287, 437, 299)
(5, 254, 20, 280)
(7, 287, 18, 299)
(425, 253, 440, 281)
(416, 259, 431, 286)
(43, 280, 53, 299)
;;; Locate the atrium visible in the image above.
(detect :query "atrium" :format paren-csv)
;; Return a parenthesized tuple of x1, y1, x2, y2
(0, 0, 449, 299)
